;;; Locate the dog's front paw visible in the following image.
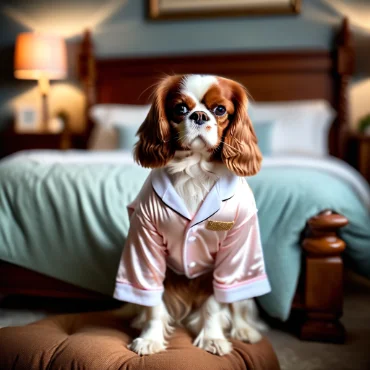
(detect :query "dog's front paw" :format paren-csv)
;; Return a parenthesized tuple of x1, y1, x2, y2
(194, 330, 232, 356)
(230, 326, 262, 344)
(128, 337, 166, 355)
(203, 338, 233, 356)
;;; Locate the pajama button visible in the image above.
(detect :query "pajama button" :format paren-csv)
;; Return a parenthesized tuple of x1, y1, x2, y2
(188, 236, 197, 242)
(188, 261, 197, 268)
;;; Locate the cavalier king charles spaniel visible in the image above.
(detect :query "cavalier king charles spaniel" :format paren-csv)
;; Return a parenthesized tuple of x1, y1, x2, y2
(114, 74, 270, 356)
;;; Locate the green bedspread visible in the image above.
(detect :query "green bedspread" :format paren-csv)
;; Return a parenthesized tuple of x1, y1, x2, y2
(0, 153, 369, 320)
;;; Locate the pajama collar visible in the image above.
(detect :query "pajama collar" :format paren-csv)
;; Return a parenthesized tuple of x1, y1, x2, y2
(151, 168, 239, 227)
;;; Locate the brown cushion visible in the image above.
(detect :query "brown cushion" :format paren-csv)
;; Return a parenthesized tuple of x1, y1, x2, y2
(0, 310, 280, 370)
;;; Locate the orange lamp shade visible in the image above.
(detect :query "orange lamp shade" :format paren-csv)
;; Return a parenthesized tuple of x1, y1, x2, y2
(14, 33, 67, 80)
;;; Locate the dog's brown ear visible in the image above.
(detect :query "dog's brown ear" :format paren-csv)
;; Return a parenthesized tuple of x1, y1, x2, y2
(221, 81, 262, 177)
(134, 76, 178, 168)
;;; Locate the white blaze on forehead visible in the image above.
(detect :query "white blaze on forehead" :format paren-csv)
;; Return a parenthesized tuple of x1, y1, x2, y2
(181, 75, 218, 101)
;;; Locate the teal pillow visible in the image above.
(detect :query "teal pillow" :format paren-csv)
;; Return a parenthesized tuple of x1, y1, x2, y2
(115, 124, 140, 151)
(253, 121, 275, 156)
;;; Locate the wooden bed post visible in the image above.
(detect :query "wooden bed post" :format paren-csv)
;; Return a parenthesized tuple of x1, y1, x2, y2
(330, 17, 355, 160)
(299, 210, 348, 343)
(78, 29, 96, 148)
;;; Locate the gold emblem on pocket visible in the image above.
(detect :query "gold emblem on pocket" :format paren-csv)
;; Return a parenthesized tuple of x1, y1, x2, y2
(206, 220, 234, 231)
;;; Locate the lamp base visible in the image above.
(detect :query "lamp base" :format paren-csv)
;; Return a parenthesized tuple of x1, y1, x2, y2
(38, 75, 50, 132)
(41, 92, 49, 132)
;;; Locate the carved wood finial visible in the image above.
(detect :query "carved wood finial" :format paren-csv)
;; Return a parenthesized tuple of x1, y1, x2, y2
(302, 210, 348, 256)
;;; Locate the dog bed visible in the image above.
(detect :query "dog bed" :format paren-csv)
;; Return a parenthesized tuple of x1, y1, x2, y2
(0, 309, 280, 370)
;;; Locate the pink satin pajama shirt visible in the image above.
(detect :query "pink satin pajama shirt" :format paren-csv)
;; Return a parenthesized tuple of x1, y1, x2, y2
(113, 168, 271, 306)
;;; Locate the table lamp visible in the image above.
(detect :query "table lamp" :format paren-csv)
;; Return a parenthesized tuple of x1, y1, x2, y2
(14, 32, 67, 132)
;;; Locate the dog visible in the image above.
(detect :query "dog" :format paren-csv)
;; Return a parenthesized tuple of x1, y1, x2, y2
(114, 74, 271, 356)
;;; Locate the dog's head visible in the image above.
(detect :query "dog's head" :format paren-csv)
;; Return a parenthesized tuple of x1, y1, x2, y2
(134, 74, 262, 177)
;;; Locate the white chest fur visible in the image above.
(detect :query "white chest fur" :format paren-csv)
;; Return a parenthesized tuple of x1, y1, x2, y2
(166, 151, 221, 215)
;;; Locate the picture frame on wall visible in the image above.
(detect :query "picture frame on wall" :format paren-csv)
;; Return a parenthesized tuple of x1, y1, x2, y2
(14, 104, 41, 133)
(148, 0, 301, 20)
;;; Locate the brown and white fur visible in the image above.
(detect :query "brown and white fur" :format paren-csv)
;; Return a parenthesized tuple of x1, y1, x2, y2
(124, 74, 266, 356)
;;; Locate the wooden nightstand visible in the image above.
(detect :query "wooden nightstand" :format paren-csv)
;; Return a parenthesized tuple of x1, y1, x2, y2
(0, 129, 72, 159)
(348, 134, 370, 183)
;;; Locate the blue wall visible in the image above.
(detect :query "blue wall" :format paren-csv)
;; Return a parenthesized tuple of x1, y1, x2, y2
(94, 0, 337, 56)
(0, 0, 355, 130)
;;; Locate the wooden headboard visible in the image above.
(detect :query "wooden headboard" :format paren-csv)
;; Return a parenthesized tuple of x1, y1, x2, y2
(78, 18, 354, 160)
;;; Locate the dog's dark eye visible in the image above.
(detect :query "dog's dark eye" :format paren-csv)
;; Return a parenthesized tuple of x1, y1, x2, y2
(174, 103, 189, 116)
(214, 105, 226, 116)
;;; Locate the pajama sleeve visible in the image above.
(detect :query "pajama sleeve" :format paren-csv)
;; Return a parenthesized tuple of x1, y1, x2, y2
(113, 185, 167, 306)
(213, 182, 271, 303)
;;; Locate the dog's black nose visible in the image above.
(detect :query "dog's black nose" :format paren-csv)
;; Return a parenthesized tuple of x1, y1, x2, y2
(189, 111, 209, 125)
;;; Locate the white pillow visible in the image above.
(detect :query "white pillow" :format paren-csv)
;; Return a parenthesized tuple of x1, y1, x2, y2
(88, 104, 150, 150)
(87, 101, 335, 156)
(249, 100, 336, 157)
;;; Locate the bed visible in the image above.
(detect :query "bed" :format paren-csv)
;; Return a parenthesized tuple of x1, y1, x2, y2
(0, 18, 368, 343)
